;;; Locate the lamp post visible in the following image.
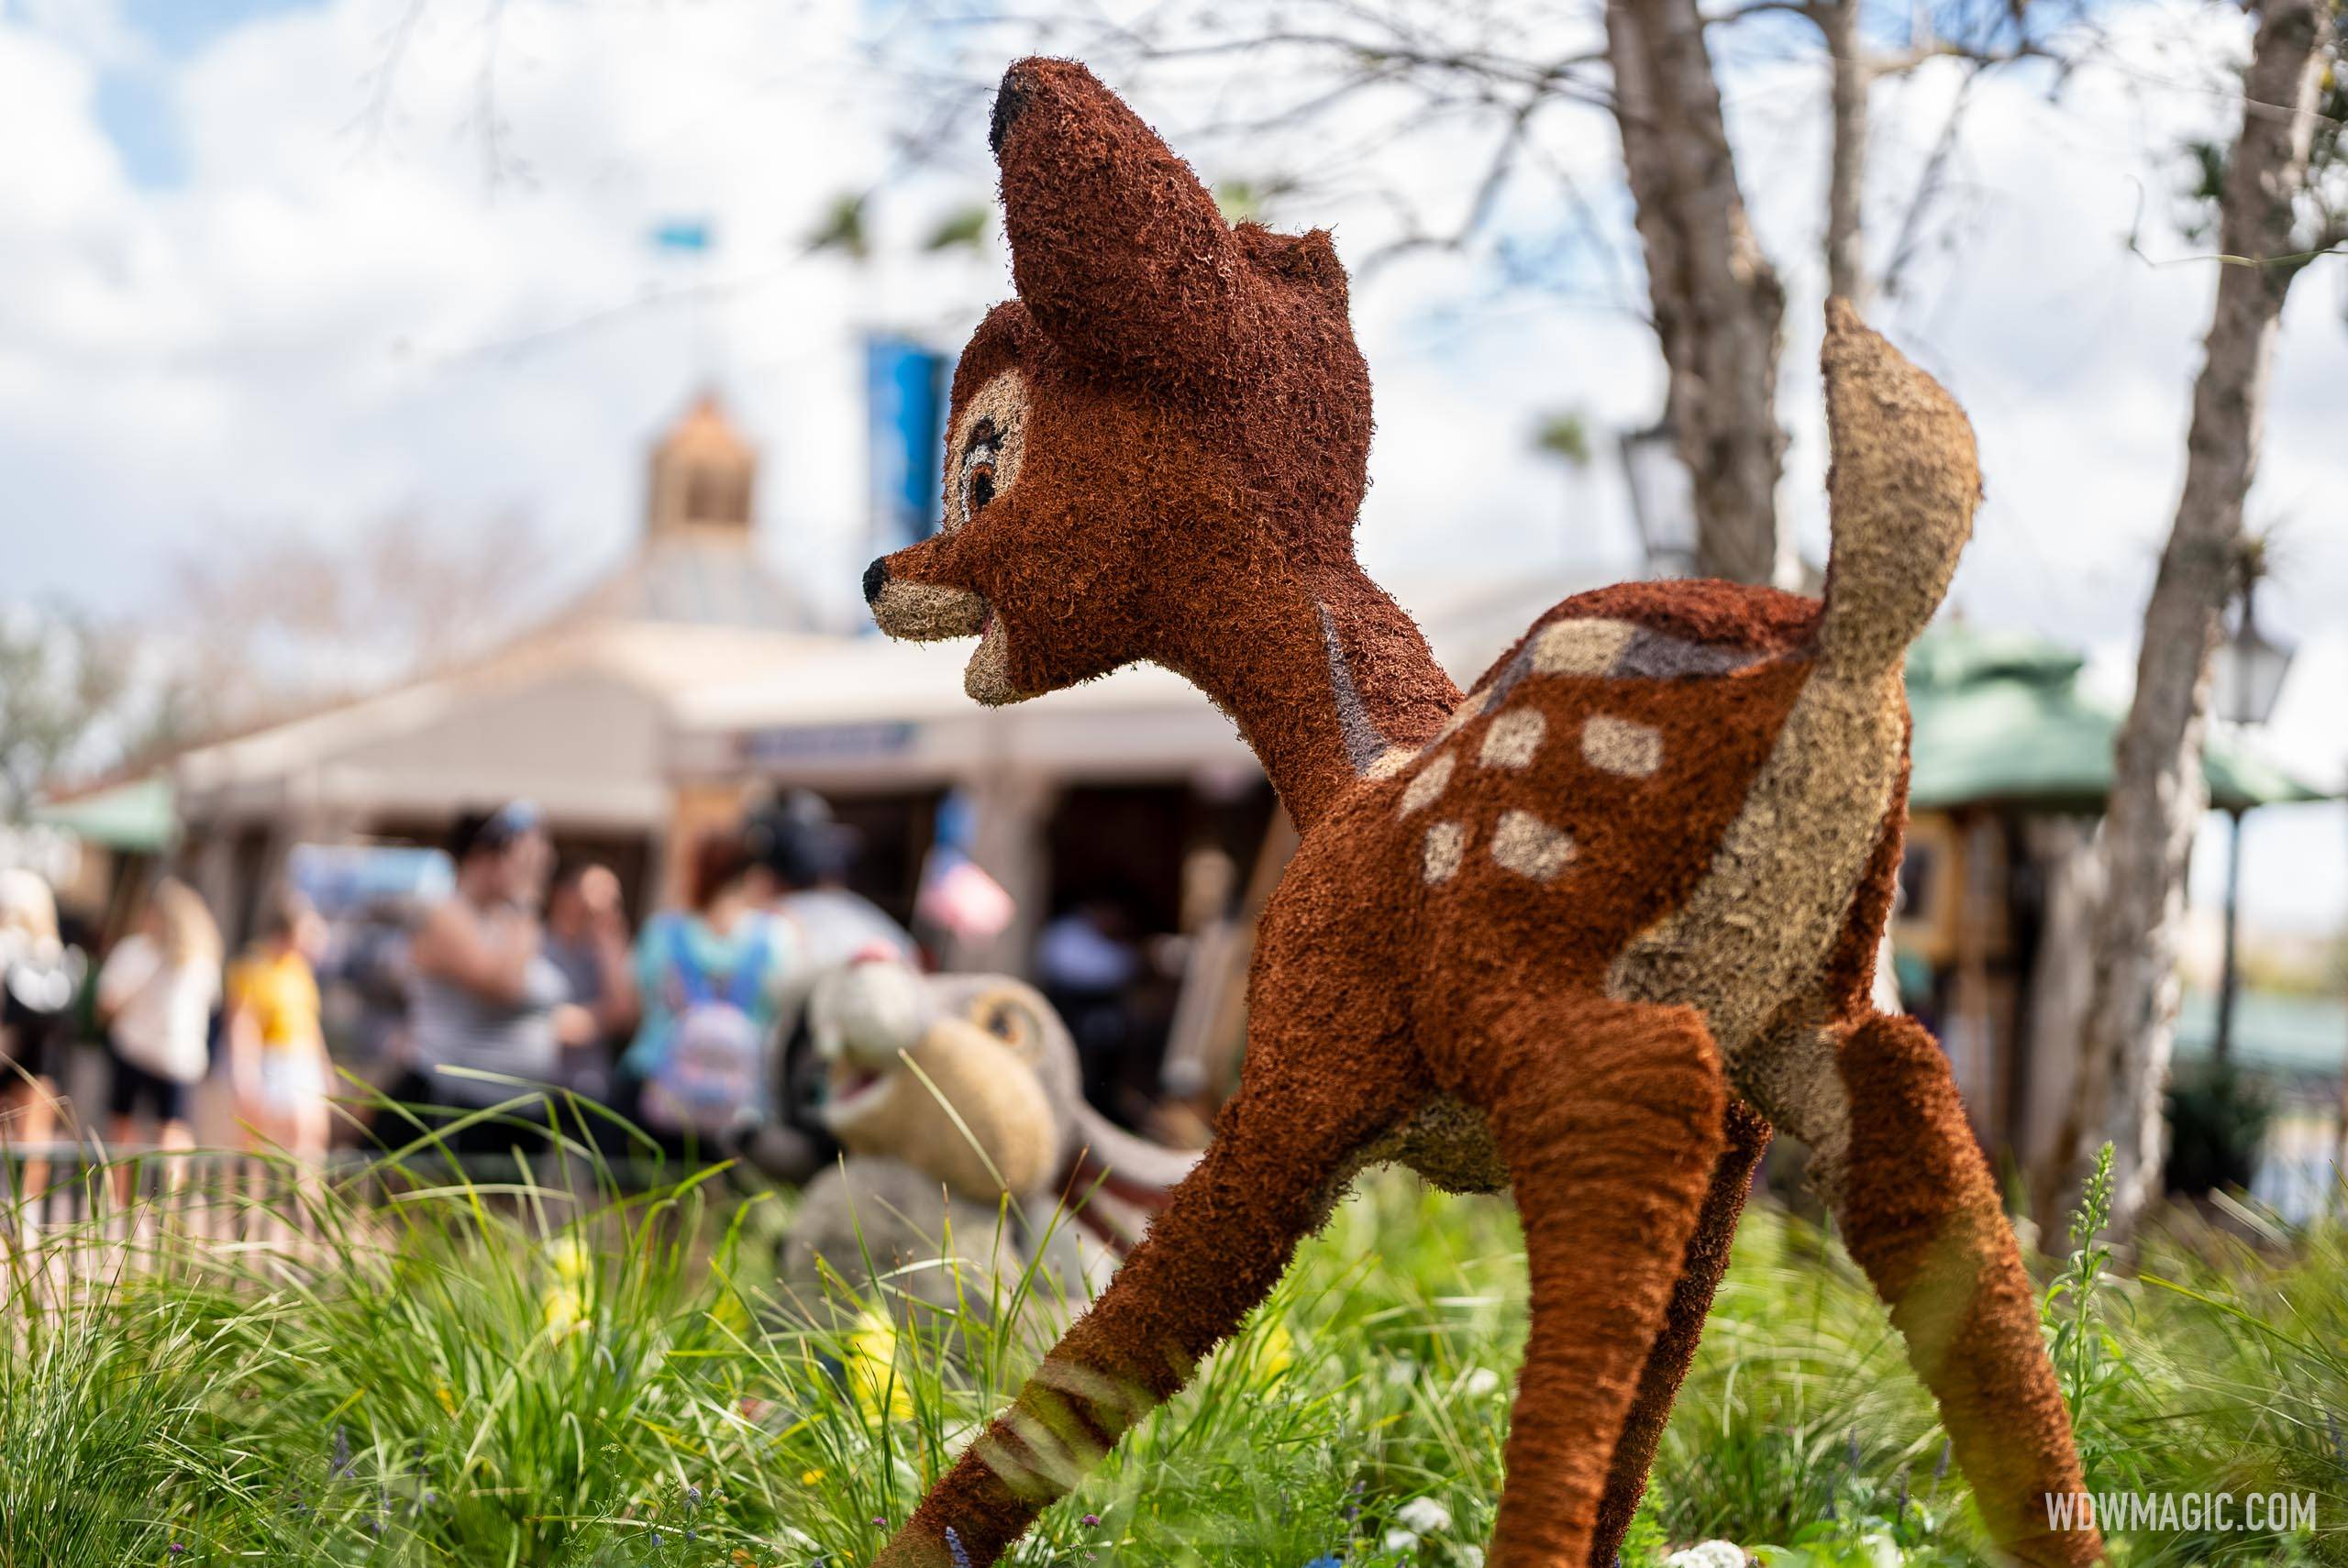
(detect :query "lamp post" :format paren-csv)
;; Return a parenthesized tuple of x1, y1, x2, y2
(1617, 419, 1698, 579)
(2208, 581, 2295, 1063)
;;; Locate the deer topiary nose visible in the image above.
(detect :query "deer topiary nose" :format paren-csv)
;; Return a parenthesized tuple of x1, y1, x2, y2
(861, 558, 889, 605)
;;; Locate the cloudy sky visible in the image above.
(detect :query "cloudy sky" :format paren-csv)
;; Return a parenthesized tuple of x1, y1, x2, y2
(1, 0, 2341, 935)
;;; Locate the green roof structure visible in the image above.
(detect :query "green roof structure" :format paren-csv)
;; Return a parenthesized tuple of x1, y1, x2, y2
(1905, 625, 2332, 814)
(28, 776, 177, 854)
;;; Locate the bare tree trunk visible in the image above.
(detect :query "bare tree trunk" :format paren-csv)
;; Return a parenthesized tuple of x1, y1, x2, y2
(2041, 0, 2334, 1235)
(1822, 0, 1871, 306)
(1605, 0, 1788, 585)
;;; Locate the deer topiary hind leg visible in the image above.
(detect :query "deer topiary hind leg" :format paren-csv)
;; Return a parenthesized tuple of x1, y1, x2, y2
(1468, 997, 1727, 1568)
(1834, 1011, 2102, 1568)
(1587, 1099, 1769, 1566)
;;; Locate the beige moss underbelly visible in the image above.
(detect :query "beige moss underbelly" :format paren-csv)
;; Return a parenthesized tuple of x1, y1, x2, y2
(1385, 1096, 1511, 1193)
(1330, 1095, 1511, 1209)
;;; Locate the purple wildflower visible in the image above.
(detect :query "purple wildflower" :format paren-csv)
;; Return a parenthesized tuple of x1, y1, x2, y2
(946, 1526, 972, 1568)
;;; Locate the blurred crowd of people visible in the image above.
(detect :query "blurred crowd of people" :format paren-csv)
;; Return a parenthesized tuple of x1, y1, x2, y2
(0, 790, 926, 1181)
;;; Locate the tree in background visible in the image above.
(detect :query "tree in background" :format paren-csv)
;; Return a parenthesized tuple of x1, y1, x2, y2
(2044, 0, 2343, 1233)
(0, 604, 129, 821)
(0, 512, 558, 816)
(889, 0, 2080, 582)
(160, 510, 558, 738)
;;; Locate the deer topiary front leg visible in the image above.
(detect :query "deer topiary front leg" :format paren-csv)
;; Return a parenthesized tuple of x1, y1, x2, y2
(1588, 1099, 1771, 1566)
(874, 1001, 1428, 1566)
(1450, 994, 1728, 1567)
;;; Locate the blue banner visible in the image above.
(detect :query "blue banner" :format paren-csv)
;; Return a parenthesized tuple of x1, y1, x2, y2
(865, 333, 948, 557)
(649, 219, 714, 253)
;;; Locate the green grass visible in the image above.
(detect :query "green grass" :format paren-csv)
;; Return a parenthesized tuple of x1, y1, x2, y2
(1, 1124, 2342, 1567)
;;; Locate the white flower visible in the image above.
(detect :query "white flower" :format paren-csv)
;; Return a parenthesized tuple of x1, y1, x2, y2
(1395, 1497, 1453, 1534)
(1663, 1542, 1748, 1568)
(1450, 1547, 1485, 1567)
(1463, 1367, 1502, 1397)
(1858, 1532, 1901, 1568)
(1384, 1528, 1422, 1553)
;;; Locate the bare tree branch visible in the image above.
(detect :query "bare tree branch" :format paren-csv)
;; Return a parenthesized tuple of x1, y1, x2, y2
(1879, 64, 1980, 299)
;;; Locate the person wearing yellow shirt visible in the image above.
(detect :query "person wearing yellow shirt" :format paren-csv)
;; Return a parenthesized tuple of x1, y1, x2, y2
(226, 888, 332, 1162)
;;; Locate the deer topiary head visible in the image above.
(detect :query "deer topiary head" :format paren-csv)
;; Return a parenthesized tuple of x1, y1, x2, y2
(863, 61, 1452, 822)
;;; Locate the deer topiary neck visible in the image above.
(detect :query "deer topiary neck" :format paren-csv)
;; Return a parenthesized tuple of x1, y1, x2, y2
(1162, 560, 1460, 831)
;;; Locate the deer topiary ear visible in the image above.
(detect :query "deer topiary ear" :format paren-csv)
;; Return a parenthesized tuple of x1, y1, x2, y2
(991, 57, 1257, 388)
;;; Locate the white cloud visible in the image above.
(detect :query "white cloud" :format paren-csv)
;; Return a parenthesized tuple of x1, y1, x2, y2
(0, 0, 901, 624)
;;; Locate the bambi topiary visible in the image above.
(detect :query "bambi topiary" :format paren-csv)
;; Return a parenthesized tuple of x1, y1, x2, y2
(861, 57, 2101, 1568)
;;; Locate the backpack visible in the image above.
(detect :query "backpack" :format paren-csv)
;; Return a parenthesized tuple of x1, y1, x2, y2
(641, 917, 771, 1140)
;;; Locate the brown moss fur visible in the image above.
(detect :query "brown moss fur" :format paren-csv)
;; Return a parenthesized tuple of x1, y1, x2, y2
(866, 55, 2099, 1568)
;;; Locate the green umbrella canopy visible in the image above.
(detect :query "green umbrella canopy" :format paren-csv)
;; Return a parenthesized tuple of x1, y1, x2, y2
(28, 776, 177, 854)
(1905, 624, 2332, 814)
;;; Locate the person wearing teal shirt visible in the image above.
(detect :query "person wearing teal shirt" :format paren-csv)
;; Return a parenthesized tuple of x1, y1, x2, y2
(617, 824, 800, 1151)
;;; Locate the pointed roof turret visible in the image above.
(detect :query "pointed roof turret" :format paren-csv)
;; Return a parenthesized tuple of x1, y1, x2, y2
(647, 389, 757, 538)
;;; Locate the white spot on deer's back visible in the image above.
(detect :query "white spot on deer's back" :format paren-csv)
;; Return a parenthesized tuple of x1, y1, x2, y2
(1532, 618, 1636, 676)
(1583, 715, 1665, 778)
(1400, 753, 1455, 816)
(1423, 822, 1467, 883)
(1365, 746, 1417, 781)
(1491, 811, 1576, 880)
(1479, 709, 1546, 769)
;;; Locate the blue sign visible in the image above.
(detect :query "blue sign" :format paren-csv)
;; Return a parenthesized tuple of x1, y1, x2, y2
(865, 333, 948, 557)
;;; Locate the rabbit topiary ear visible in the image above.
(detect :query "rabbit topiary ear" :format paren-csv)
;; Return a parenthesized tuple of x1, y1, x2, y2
(991, 57, 1260, 390)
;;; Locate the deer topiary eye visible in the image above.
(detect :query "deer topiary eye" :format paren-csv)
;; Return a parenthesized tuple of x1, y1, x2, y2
(946, 370, 1026, 530)
(959, 419, 1002, 524)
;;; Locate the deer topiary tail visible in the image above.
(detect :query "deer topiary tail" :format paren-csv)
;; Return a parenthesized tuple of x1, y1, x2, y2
(1817, 298, 1981, 680)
